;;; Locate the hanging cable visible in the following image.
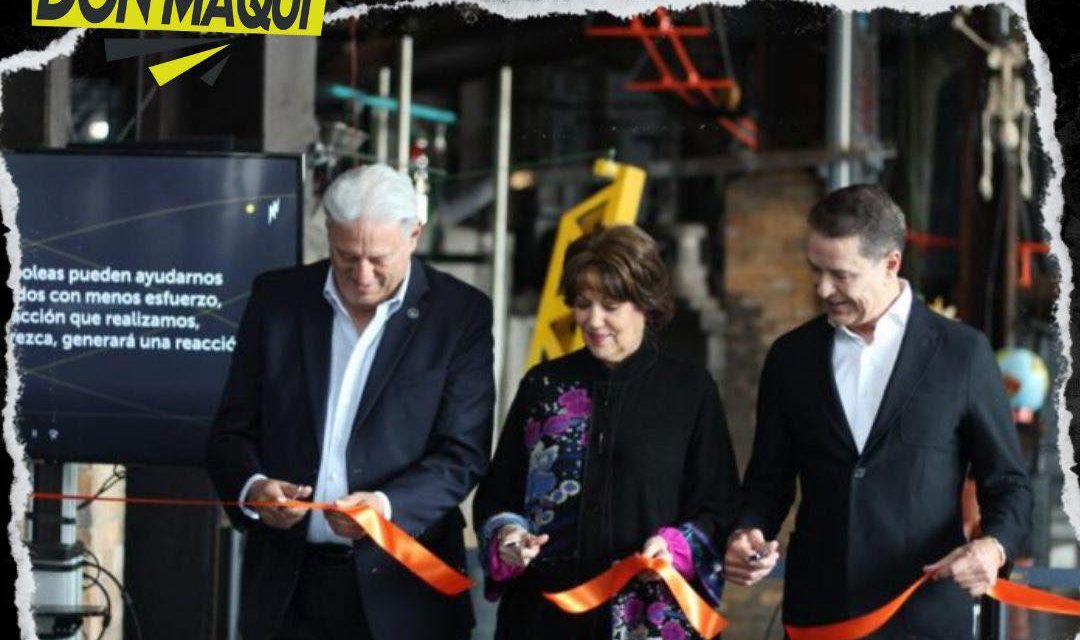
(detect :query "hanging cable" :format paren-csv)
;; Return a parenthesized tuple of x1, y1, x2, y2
(77, 465, 126, 511)
(348, 16, 360, 128)
(704, 4, 738, 81)
(82, 573, 112, 640)
(983, 192, 1006, 340)
(82, 559, 145, 640)
(81, 546, 103, 587)
(431, 148, 618, 185)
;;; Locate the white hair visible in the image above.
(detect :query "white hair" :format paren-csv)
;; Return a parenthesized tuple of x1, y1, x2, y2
(321, 163, 419, 229)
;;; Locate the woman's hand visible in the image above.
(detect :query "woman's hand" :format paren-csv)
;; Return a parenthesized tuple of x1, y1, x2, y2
(496, 525, 549, 569)
(640, 535, 672, 581)
(641, 535, 673, 563)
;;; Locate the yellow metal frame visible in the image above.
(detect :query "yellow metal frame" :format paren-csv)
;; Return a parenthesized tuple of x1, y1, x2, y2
(526, 158, 646, 369)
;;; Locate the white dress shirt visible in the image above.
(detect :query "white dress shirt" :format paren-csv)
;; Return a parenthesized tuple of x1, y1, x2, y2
(238, 265, 410, 544)
(831, 280, 913, 453)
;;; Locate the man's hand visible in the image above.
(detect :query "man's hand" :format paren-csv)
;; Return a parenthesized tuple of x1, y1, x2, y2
(923, 537, 1006, 597)
(724, 528, 780, 586)
(245, 478, 312, 530)
(326, 492, 387, 539)
(496, 525, 548, 569)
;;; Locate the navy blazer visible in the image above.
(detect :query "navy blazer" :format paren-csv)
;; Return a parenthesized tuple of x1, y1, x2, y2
(738, 297, 1032, 639)
(206, 257, 494, 640)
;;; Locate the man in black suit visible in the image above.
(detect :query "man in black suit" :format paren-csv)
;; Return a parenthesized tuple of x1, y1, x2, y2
(724, 185, 1032, 638)
(206, 164, 494, 640)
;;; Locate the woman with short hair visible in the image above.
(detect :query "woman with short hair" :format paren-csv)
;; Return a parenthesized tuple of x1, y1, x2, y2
(474, 224, 739, 640)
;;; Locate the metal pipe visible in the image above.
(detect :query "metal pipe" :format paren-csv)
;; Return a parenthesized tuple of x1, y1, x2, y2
(397, 37, 413, 173)
(135, 31, 144, 141)
(327, 84, 457, 124)
(827, 11, 853, 190)
(61, 464, 78, 546)
(998, 6, 1020, 348)
(492, 66, 512, 421)
(376, 67, 391, 164)
(29, 463, 86, 638)
(226, 530, 242, 640)
(1000, 120, 1020, 349)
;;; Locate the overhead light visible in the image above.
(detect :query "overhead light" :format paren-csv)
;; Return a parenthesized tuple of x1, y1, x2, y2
(87, 119, 110, 141)
(510, 169, 534, 190)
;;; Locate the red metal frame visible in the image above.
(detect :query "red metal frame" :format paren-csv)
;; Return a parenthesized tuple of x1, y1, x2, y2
(905, 230, 959, 251)
(586, 8, 757, 150)
(717, 116, 758, 151)
(906, 231, 1049, 288)
(1018, 240, 1050, 288)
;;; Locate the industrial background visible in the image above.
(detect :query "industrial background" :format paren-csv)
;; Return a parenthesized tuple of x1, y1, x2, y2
(2, 1, 1077, 639)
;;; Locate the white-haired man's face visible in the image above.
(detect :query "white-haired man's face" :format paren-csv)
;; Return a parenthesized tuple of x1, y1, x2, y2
(327, 217, 420, 317)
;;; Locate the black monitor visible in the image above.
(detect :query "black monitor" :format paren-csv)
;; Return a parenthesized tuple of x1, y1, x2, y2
(8, 149, 303, 465)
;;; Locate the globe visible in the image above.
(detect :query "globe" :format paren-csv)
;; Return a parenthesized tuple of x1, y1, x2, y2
(995, 347, 1050, 413)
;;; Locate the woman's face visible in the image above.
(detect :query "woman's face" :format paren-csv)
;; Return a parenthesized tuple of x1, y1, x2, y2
(571, 288, 647, 366)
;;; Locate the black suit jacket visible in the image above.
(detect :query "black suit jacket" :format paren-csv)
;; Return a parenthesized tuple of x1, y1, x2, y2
(738, 298, 1032, 639)
(206, 257, 494, 640)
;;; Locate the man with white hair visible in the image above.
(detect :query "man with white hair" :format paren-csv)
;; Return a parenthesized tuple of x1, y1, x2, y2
(207, 164, 494, 640)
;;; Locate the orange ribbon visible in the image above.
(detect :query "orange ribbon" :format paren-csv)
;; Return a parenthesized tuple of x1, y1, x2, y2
(786, 575, 1080, 640)
(31, 492, 472, 596)
(40, 490, 1080, 637)
(543, 553, 729, 639)
(988, 579, 1080, 616)
(784, 575, 929, 640)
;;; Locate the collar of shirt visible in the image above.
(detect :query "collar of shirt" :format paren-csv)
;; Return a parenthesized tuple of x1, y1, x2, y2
(322, 261, 412, 325)
(834, 278, 913, 347)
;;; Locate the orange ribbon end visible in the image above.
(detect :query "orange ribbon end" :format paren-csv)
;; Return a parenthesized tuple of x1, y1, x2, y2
(787, 574, 1080, 640)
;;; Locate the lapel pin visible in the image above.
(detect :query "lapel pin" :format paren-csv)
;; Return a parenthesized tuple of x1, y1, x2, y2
(406, 307, 420, 320)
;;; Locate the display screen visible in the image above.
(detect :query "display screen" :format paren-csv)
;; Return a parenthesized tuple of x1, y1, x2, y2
(8, 150, 302, 464)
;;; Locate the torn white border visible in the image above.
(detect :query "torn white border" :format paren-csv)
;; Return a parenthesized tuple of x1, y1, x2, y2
(0, 1, 1071, 638)
(1, 26, 87, 640)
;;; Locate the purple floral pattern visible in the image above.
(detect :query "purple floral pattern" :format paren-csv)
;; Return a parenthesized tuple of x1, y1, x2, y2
(522, 382, 591, 554)
(486, 373, 725, 639)
(612, 581, 692, 640)
(611, 525, 725, 640)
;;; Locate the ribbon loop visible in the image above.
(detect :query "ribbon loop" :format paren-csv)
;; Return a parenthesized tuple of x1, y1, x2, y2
(338, 504, 472, 596)
(543, 553, 728, 639)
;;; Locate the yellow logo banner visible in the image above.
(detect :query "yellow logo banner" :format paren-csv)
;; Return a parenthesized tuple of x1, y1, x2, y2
(31, 0, 325, 36)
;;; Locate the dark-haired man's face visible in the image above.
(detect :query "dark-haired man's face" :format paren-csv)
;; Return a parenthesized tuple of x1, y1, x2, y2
(806, 231, 902, 335)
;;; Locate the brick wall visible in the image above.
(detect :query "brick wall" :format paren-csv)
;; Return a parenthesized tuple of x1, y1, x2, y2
(722, 170, 822, 472)
(719, 171, 822, 640)
(724, 171, 822, 347)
